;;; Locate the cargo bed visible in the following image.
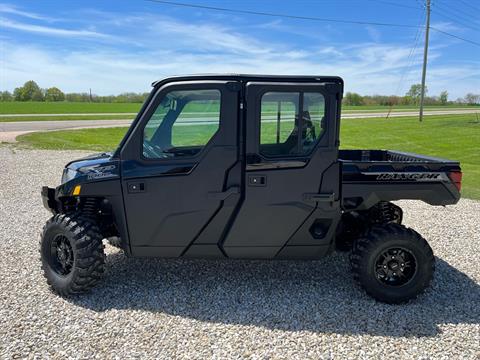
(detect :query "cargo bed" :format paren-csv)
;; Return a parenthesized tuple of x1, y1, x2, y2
(339, 150, 462, 209)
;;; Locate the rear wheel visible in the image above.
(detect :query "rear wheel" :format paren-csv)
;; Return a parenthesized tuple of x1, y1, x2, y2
(350, 223, 434, 303)
(40, 214, 105, 296)
(336, 202, 403, 251)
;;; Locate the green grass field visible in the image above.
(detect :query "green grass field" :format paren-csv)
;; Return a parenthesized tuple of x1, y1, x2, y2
(0, 102, 141, 114)
(16, 114, 480, 199)
(1, 101, 479, 118)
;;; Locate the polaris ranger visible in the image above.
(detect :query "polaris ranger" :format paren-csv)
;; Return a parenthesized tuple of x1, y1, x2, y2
(40, 74, 462, 303)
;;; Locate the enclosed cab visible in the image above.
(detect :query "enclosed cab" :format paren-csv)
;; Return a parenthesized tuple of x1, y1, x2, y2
(40, 74, 461, 303)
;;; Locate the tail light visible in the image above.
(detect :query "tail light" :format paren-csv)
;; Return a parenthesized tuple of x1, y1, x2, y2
(448, 171, 462, 192)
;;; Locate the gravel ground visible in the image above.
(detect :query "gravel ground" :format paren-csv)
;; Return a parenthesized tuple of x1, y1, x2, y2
(0, 146, 479, 359)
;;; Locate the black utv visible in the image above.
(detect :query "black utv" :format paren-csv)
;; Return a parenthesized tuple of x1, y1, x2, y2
(40, 74, 462, 303)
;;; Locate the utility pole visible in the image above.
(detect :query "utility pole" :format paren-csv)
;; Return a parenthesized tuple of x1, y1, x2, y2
(419, 0, 431, 122)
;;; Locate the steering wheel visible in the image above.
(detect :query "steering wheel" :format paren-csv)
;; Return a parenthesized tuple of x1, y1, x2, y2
(143, 139, 173, 159)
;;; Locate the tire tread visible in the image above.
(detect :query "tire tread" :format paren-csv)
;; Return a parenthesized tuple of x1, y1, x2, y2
(40, 214, 105, 296)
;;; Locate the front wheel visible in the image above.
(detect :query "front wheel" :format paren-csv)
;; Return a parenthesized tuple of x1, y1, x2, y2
(40, 214, 105, 296)
(350, 223, 434, 304)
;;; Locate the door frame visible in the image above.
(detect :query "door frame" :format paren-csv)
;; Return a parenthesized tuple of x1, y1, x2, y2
(221, 80, 343, 259)
(118, 80, 242, 256)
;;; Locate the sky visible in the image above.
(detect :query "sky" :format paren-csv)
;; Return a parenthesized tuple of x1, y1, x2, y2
(1, 0, 479, 99)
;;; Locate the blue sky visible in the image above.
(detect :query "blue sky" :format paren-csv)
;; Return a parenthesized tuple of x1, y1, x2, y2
(1, 0, 479, 98)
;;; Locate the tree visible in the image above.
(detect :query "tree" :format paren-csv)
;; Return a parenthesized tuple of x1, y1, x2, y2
(0, 91, 13, 101)
(13, 80, 44, 101)
(464, 93, 480, 105)
(45, 87, 65, 102)
(406, 84, 427, 105)
(439, 91, 448, 105)
(344, 92, 364, 106)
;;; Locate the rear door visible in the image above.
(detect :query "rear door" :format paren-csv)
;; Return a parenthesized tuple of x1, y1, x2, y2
(223, 81, 342, 259)
(120, 80, 241, 258)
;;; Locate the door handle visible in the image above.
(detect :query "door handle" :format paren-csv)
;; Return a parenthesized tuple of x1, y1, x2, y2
(207, 186, 240, 200)
(127, 182, 145, 193)
(248, 175, 267, 186)
(303, 193, 335, 202)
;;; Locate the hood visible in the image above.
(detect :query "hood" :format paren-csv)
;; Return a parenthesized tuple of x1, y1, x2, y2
(62, 152, 120, 184)
(66, 152, 115, 171)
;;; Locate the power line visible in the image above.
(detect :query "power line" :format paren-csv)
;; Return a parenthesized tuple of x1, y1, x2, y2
(386, 9, 425, 119)
(457, 0, 480, 12)
(366, 0, 421, 10)
(146, 0, 480, 47)
(430, 26, 480, 46)
(432, 3, 477, 27)
(431, 8, 480, 33)
(435, 0, 480, 22)
(146, 0, 420, 28)
(435, 1, 477, 21)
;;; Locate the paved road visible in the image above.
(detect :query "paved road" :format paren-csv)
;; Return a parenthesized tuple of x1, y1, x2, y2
(341, 109, 479, 118)
(1, 109, 478, 142)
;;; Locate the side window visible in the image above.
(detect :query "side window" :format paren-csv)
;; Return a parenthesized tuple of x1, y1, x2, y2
(143, 89, 221, 159)
(259, 91, 326, 157)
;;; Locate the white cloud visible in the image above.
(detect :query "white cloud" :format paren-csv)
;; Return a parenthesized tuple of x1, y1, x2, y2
(148, 19, 273, 55)
(1, 9, 478, 98)
(0, 3, 58, 22)
(0, 17, 111, 39)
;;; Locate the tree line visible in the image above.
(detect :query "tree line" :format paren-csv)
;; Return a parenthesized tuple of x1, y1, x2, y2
(344, 84, 480, 106)
(0, 81, 149, 103)
(1, 80, 479, 105)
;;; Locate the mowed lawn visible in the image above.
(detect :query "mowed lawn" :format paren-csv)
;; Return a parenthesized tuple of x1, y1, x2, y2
(0, 102, 141, 114)
(16, 114, 480, 199)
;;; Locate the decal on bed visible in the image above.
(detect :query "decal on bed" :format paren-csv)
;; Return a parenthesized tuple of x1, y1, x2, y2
(363, 172, 449, 182)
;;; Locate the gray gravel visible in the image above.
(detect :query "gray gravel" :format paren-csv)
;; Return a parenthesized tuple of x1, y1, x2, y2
(0, 146, 479, 359)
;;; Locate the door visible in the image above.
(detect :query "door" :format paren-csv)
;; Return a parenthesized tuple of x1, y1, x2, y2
(120, 80, 241, 257)
(223, 82, 342, 259)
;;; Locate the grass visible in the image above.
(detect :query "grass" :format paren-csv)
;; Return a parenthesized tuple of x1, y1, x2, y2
(17, 127, 129, 152)
(0, 102, 141, 114)
(16, 114, 480, 199)
(340, 114, 479, 200)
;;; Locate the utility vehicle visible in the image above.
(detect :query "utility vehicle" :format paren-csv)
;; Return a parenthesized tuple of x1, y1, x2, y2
(40, 74, 462, 303)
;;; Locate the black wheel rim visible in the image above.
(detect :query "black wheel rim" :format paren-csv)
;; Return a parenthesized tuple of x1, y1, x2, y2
(374, 247, 417, 286)
(49, 234, 74, 276)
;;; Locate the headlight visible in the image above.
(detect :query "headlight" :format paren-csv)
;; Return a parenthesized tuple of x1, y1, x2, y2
(61, 168, 79, 184)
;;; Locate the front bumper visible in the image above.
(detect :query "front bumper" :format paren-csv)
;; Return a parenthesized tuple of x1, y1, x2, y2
(41, 186, 57, 213)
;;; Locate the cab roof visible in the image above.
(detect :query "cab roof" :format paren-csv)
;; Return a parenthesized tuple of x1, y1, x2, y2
(152, 74, 343, 87)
